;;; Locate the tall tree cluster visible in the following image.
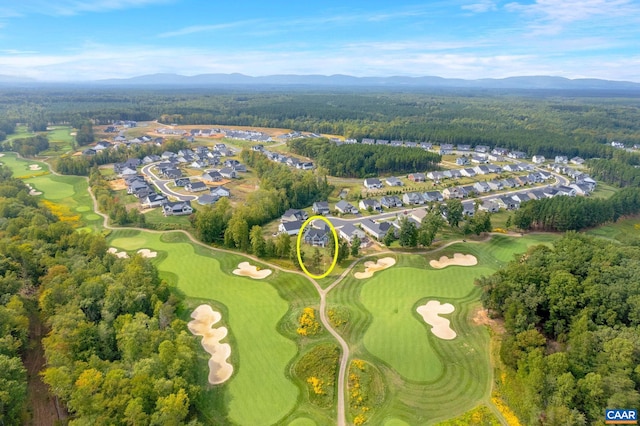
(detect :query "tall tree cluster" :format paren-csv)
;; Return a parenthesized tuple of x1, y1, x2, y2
(0, 165, 203, 425)
(288, 138, 441, 178)
(478, 233, 640, 424)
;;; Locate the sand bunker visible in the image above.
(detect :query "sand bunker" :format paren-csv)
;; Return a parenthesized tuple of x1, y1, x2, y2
(0, 153, 4, 157)
(354, 257, 396, 279)
(416, 300, 457, 340)
(29, 164, 42, 171)
(429, 253, 477, 269)
(188, 304, 233, 385)
(137, 249, 157, 258)
(232, 262, 272, 279)
(107, 247, 129, 258)
(25, 183, 42, 196)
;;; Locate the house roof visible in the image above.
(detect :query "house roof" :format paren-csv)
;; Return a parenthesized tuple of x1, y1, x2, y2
(280, 220, 302, 232)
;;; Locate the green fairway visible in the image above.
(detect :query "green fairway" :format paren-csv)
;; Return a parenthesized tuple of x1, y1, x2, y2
(0, 153, 103, 231)
(108, 230, 319, 426)
(328, 234, 560, 424)
(586, 215, 640, 241)
(44, 126, 75, 154)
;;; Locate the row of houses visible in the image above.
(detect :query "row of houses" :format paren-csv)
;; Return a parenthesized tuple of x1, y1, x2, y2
(252, 145, 314, 170)
(124, 175, 194, 216)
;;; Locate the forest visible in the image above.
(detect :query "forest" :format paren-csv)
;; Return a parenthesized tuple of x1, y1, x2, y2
(0, 89, 639, 159)
(287, 138, 441, 177)
(0, 166, 203, 425)
(512, 187, 640, 232)
(478, 233, 640, 424)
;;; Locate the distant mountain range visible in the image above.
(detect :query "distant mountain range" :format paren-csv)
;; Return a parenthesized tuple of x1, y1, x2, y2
(2, 73, 640, 91)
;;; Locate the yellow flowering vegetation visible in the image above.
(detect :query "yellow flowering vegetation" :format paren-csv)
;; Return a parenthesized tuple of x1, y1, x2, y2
(306, 376, 324, 395)
(491, 394, 522, 426)
(492, 227, 508, 234)
(634, 223, 640, 230)
(41, 199, 81, 226)
(328, 307, 349, 328)
(297, 307, 321, 336)
(348, 359, 372, 425)
(434, 405, 501, 425)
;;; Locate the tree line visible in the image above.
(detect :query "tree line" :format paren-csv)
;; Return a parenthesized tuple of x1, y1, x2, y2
(0, 165, 204, 424)
(287, 138, 441, 178)
(512, 187, 640, 232)
(588, 156, 640, 187)
(478, 233, 640, 424)
(1, 134, 49, 157)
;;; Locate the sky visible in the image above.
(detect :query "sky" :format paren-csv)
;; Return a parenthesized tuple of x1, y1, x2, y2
(0, 0, 638, 82)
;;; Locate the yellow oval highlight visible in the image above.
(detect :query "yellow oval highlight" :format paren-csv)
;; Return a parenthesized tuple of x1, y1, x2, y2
(296, 215, 339, 279)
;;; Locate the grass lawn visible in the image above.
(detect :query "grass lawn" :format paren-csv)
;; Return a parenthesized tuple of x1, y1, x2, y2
(586, 215, 640, 241)
(107, 230, 319, 426)
(590, 182, 618, 199)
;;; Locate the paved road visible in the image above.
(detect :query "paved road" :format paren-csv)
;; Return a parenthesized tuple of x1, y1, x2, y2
(140, 163, 197, 201)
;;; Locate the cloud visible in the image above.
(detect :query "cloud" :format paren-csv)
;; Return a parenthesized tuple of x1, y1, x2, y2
(158, 20, 262, 38)
(462, 1, 498, 13)
(505, 0, 640, 34)
(0, 0, 174, 17)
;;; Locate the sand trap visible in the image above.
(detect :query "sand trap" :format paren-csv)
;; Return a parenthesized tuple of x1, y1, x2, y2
(416, 300, 457, 340)
(429, 253, 477, 269)
(29, 164, 42, 171)
(0, 153, 4, 157)
(232, 261, 272, 279)
(354, 257, 396, 279)
(188, 304, 233, 385)
(25, 183, 43, 196)
(107, 247, 129, 258)
(137, 249, 157, 258)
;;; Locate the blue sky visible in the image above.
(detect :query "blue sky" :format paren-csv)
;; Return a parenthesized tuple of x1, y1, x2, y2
(0, 0, 638, 81)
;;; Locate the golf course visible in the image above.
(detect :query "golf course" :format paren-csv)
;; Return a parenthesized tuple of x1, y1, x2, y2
(4, 150, 604, 425)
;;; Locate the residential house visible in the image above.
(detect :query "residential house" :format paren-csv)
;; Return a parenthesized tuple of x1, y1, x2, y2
(479, 199, 500, 213)
(197, 194, 219, 206)
(201, 171, 222, 182)
(473, 165, 491, 175)
(359, 199, 382, 212)
(408, 173, 426, 182)
(423, 191, 444, 202)
(360, 219, 392, 240)
(556, 185, 577, 196)
(487, 180, 503, 191)
(611, 141, 625, 148)
(390, 140, 403, 147)
(450, 169, 463, 178)
(555, 156, 569, 164)
(470, 155, 488, 164)
(508, 151, 527, 159)
(443, 187, 463, 199)
(532, 155, 546, 164)
(297, 162, 314, 170)
(279, 220, 302, 236)
(420, 142, 433, 150)
(410, 209, 429, 223)
(185, 181, 208, 192)
(335, 200, 359, 214)
(219, 168, 237, 179)
(364, 178, 383, 189)
(440, 143, 454, 155)
(303, 228, 330, 247)
(511, 193, 531, 203)
(312, 201, 330, 215)
(210, 186, 230, 198)
(385, 177, 403, 187)
(460, 168, 476, 178)
(570, 157, 585, 165)
(143, 154, 162, 164)
(82, 148, 96, 156)
(497, 197, 518, 210)
(473, 181, 491, 193)
(462, 202, 475, 217)
(381, 196, 403, 208)
(488, 154, 503, 162)
(141, 193, 167, 208)
(163, 201, 193, 216)
(376, 139, 389, 145)
(281, 209, 308, 223)
(570, 183, 593, 195)
(402, 192, 425, 205)
(162, 168, 182, 179)
(361, 138, 375, 145)
(492, 147, 509, 156)
(486, 164, 502, 174)
(457, 144, 471, 152)
(475, 145, 490, 153)
(456, 157, 470, 166)
(339, 223, 366, 244)
(427, 171, 446, 181)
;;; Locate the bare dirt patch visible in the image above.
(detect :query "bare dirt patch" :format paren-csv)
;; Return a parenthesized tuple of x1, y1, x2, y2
(137, 249, 157, 258)
(472, 307, 505, 334)
(416, 300, 457, 340)
(107, 247, 129, 258)
(187, 304, 233, 385)
(429, 253, 478, 269)
(108, 178, 127, 191)
(354, 257, 396, 279)
(233, 262, 272, 279)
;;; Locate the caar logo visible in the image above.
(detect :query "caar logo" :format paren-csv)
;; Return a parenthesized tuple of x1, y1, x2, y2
(605, 409, 637, 424)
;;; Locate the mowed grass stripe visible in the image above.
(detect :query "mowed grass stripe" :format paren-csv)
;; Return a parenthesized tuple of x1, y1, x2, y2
(108, 230, 303, 426)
